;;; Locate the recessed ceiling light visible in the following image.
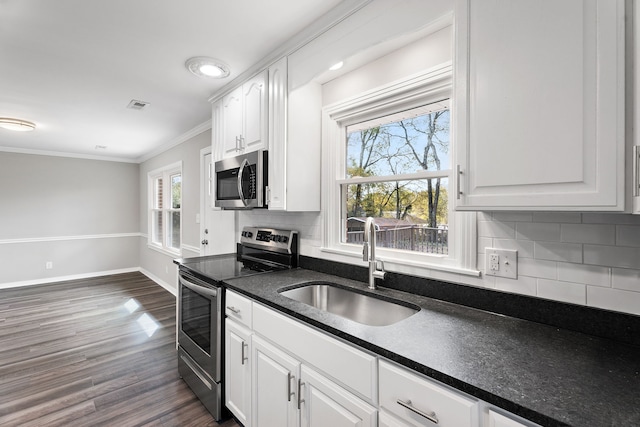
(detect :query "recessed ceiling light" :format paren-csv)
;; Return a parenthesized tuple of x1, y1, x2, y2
(0, 117, 36, 132)
(185, 57, 230, 79)
(329, 61, 344, 71)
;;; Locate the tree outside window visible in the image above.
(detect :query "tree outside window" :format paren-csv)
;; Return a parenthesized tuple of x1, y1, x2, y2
(343, 101, 450, 254)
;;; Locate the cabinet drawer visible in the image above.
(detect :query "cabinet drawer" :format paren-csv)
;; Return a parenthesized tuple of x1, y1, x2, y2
(253, 303, 377, 403)
(226, 290, 252, 328)
(379, 360, 478, 427)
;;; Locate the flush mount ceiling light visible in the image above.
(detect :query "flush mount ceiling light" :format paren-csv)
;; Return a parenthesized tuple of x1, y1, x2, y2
(185, 56, 230, 79)
(329, 61, 344, 71)
(0, 117, 36, 132)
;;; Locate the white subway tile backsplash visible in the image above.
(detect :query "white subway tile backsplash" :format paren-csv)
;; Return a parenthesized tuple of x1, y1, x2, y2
(560, 224, 615, 245)
(557, 262, 610, 287)
(583, 245, 640, 269)
(495, 276, 537, 296)
(532, 212, 582, 223)
(582, 213, 640, 225)
(516, 222, 560, 242)
(612, 268, 640, 292)
(534, 241, 583, 263)
(492, 211, 533, 222)
(615, 226, 640, 248)
(537, 279, 586, 305)
(519, 258, 556, 280)
(241, 209, 640, 317)
(477, 238, 493, 254)
(587, 286, 640, 316)
(478, 220, 516, 239)
(493, 239, 535, 258)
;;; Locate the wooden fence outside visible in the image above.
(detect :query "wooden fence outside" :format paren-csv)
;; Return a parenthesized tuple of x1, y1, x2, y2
(346, 225, 448, 254)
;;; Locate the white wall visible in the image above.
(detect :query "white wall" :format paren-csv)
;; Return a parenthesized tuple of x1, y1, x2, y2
(138, 129, 211, 292)
(0, 152, 140, 286)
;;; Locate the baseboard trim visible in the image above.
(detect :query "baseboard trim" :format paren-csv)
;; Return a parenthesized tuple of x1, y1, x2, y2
(140, 268, 177, 297)
(0, 267, 140, 290)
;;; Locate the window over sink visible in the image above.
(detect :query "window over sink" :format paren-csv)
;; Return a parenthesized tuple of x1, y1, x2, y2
(322, 63, 478, 276)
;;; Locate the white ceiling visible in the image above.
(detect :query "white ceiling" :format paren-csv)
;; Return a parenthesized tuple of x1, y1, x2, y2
(0, 0, 344, 162)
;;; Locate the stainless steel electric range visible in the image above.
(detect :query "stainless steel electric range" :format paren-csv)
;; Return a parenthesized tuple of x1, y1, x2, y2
(175, 226, 298, 420)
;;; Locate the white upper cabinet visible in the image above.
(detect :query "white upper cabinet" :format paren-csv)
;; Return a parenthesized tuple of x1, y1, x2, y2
(267, 56, 322, 211)
(243, 72, 268, 153)
(453, 0, 626, 211)
(267, 56, 288, 211)
(220, 71, 268, 159)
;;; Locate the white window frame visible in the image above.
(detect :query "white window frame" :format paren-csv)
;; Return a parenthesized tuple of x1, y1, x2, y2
(148, 161, 182, 256)
(321, 63, 479, 277)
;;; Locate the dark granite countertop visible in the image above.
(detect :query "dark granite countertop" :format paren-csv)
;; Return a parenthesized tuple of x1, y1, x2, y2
(180, 263, 640, 427)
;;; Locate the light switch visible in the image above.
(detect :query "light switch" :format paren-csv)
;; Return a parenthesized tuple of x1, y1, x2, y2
(484, 248, 517, 279)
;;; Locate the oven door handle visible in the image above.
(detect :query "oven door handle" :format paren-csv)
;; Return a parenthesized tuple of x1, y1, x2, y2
(236, 158, 249, 207)
(180, 276, 218, 298)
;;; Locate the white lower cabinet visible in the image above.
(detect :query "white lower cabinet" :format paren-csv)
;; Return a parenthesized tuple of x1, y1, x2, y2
(252, 335, 300, 427)
(488, 410, 537, 427)
(379, 410, 413, 427)
(301, 365, 377, 427)
(225, 296, 540, 427)
(379, 360, 479, 427)
(225, 319, 252, 426)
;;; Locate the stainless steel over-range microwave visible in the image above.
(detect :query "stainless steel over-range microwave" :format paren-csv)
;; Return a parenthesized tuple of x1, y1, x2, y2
(214, 149, 267, 209)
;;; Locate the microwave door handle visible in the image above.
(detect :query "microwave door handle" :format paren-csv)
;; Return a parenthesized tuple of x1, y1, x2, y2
(237, 158, 249, 207)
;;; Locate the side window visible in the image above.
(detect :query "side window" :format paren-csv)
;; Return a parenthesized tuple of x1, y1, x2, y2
(148, 163, 182, 254)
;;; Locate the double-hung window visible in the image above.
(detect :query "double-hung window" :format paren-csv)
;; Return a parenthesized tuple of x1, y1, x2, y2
(323, 64, 477, 275)
(148, 162, 182, 255)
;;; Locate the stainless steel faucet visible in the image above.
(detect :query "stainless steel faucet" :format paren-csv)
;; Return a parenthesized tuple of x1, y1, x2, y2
(362, 217, 386, 290)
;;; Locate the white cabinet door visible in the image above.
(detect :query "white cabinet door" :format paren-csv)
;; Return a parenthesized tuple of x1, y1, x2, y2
(379, 411, 412, 427)
(242, 70, 268, 153)
(222, 86, 243, 158)
(267, 56, 288, 210)
(211, 98, 224, 163)
(489, 410, 538, 427)
(252, 335, 300, 427)
(300, 365, 376, 427)
(225, 319, 252, 426)
(454, 0, 626, 211)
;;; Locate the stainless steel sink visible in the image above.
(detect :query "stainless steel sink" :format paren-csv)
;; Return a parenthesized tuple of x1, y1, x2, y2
(279, 282, 419, 326)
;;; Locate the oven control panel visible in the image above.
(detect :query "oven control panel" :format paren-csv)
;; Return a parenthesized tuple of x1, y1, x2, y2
(241, 226, 297, 253)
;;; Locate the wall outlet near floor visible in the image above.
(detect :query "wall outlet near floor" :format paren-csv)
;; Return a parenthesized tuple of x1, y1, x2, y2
(45, 261, 53, 270)
(484, 248, 517, 279)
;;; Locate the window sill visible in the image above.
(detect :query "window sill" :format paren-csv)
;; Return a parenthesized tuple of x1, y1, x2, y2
(319, 246, 481, 278)
(147, 243, 181, 258)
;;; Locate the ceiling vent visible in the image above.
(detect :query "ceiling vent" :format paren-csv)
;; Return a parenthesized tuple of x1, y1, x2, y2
(127, 99, 150, 110)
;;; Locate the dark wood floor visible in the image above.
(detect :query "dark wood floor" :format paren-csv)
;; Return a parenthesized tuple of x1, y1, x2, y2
(0, 272, 240, 427)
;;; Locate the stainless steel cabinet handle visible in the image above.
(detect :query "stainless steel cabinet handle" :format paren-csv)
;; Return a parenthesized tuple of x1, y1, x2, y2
(287, 372, 295, 402)
(226, 306, 240, 314)
(397, 399, 438, 424)
(297, 380, 305, 410)
(456, 165, 463, 200)
(634, 146, 640, 197)
(241, 341, 248, 365)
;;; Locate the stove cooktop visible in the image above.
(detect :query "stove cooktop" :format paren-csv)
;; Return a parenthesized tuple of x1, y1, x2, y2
(177, 253, 282, 283)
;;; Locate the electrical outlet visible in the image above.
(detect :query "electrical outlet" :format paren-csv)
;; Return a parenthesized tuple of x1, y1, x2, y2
(484, 248, 517, 279)
(45, 261, 53, 270)
(489, 254, 500, 271)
